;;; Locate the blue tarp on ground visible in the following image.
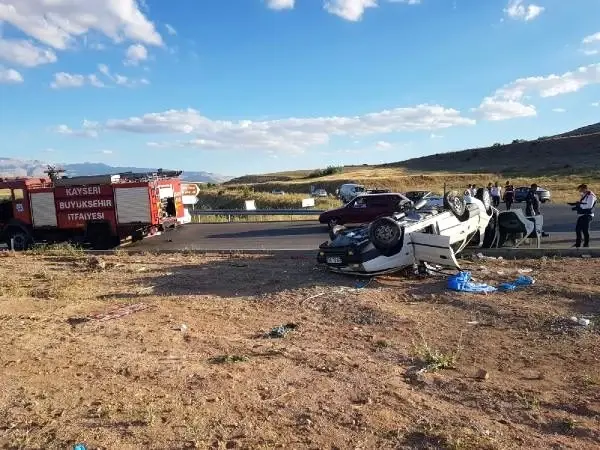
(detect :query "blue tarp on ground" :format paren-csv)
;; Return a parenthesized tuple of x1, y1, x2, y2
(448, 272, 535, 294)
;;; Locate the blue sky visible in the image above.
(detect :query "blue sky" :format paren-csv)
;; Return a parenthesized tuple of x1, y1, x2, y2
(0, 0, 599, 176)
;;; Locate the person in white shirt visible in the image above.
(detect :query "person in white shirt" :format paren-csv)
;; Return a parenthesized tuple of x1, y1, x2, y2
(569, 184, 597, 248)
(490, 182, 502, 207)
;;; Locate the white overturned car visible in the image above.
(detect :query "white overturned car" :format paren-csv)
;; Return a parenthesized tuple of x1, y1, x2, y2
(317, 190, 496, 275)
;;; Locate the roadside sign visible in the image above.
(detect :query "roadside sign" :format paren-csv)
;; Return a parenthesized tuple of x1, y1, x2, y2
(245, 200, 256, 211)
(302, 198, 315, 208)
(182, 183, 200, 197)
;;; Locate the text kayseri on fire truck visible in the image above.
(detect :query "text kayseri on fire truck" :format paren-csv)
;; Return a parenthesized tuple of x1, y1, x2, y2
(64, 186, 102, 196)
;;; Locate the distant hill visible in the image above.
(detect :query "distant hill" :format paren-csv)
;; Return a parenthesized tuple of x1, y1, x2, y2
(551, 122, 600, 139)
(0, 159, 230, 183)
(388, 123, 600, 175)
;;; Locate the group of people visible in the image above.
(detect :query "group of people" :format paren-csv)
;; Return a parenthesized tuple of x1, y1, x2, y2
(466, 181, 596, 248)
(466, 181, 517, 210)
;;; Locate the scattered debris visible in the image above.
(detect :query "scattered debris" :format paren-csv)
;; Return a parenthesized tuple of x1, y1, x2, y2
(475, 253, 503, 261)
(467, 321, 479, 325)
(209, 355, 249, 364)
(517, 268, 534, 274)
(264, 323, 298, 338)
(476, 369, 490, 381)
(581, 254, 592, 259)
(176, 323, 189, 332)
(87, 256, 106, 271)
(355, 278, 373, 289)
(71, 302, 152, 324)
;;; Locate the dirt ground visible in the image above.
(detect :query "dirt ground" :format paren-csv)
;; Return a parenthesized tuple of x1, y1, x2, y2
(0, 251, 599, 450)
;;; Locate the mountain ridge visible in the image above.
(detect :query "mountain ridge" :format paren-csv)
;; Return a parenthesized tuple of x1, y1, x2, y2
(0, 158, 230, 183)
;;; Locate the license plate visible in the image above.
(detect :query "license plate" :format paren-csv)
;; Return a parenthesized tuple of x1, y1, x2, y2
(326, 256, 343, 264)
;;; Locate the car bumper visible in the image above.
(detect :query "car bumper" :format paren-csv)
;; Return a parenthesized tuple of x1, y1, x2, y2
(317, 243, 365, 267)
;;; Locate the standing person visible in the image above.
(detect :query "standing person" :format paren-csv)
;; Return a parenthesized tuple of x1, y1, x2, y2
(504, 181, 515, 210)
(569, 184, 597, 248)
(471, 184, 478, 197)
(491, 182, 502, 208)
(525, 183, 541, 216)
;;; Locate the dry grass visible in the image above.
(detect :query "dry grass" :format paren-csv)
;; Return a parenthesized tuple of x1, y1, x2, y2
(226, 167, 594, 203)
(196, 188, 340, 210)
(1, 252, 599, 449)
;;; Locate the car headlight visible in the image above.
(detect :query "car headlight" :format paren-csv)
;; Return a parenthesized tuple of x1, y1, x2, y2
(348, 250, 354, 256)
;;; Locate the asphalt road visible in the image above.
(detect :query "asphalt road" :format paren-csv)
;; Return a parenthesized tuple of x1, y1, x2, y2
(128, 204, 600, 251)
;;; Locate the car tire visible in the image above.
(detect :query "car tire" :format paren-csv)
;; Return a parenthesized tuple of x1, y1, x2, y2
(6, 230, 32, 251)
(368, 217, 404, 255)
(444, 191, 470, 222)
(475, 188, 493, 215)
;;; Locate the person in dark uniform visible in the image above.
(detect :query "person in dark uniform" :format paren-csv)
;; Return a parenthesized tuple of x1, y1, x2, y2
(569, 184, 597, 248)
(504, 181, 515, 210)
(525, 183, 540, 216)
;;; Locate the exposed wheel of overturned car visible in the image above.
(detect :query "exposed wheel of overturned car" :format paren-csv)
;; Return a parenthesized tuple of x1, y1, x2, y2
(476, 188, 493, 216)
(368, 217, 405, 255)
(444, 191, 470, 222)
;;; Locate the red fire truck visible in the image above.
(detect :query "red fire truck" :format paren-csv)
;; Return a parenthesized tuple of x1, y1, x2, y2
(0, 169, 187, 250)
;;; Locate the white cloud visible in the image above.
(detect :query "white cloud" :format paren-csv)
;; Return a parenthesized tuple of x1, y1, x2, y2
(504, 0, 544, 21)
(94, 64, 148, 88)
(498, 64, 600, 99)
(592, 102, 599, 107)
(552, 108, 566, 113)
(67, 104, 474, 153)
(322, 0, 420, 21)
(88, 74, 105, 88)
(476, 63, 600, 120)
(376, 140, 392, 149)
(582, 49, 599, 56)
(98, 64, 111, 77)
(165, 24, 177, 35)
(430, 133, 443, 139)
(0, 66, 23, 83)
(266, 0, 295, 10)
(115, 74, 129, 85)
(582, 32, 600, 45)
(124, 43, 148, 66)
(50, 72, 86, 89)
(0, 38, 56, 67)
(324, 0, 378, 21)
(100, 149, 113, 154)
(54, 122, 98, 138)
(0, 0, 163, 50)
(475, 97, 537, 121)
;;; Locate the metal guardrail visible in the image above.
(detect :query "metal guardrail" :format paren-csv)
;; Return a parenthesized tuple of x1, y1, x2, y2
(190, 209, 326, 216)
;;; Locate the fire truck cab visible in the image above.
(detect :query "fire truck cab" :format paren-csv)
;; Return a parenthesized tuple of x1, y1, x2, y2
(0, 169, 188, 250)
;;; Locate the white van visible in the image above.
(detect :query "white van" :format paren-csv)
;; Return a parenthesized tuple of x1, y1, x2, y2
(338, 183, 365, 203)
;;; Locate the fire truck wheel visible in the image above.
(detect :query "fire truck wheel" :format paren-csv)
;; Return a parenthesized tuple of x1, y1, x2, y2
(6, 230, 32, 251)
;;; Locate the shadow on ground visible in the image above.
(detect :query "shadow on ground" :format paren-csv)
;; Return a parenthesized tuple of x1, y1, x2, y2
(109, 255, 358, 298)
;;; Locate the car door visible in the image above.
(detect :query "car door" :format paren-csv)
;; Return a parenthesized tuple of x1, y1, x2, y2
(344, 197, 366, 224)
(410, 232, 460, 269)
(365, 196, 389, 221)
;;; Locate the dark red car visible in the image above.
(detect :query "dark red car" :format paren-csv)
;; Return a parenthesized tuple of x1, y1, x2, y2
(319, 193, 409, 228)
